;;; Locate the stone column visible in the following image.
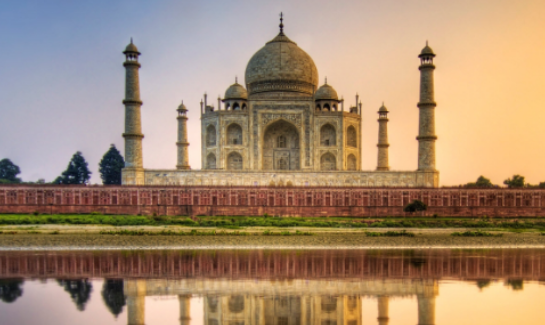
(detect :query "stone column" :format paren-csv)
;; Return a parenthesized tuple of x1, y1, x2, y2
(376, 104, 390, 171)
(125, 280, 146, 325)
(176, 102, 190, 170)
(417, 295, 435, 325)
(417, 42, 437, 172)
(377, 296, 389, 325)
(178, 295, 191, 325)
(122, 39, 145, 184)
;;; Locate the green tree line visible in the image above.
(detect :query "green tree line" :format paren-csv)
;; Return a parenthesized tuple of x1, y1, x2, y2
(0, 144, 124, 185)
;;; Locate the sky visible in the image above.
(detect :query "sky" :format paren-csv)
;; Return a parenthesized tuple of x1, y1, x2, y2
(0, 0, 544, 186)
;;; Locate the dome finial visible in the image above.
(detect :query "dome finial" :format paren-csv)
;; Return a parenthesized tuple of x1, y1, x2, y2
(279, 12, 284, 35)
(325, 77, 327, 85)
(130, 37, 133, 44)
(235, 76, 238, 83)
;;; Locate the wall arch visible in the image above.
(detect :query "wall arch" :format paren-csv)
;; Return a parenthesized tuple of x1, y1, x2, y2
(228, 295, 245, 313)
(320, 153, 336, 171)
(206, 153, 216, 169)
(226, 123, 243, 145)
(320, 124, 336, 146)
(347, 154, 357, 171)
(227, 152, 243, 170)
(263, 119, 300, 170)
(347, 126, 357, 148)
(206, 125, 216, 146)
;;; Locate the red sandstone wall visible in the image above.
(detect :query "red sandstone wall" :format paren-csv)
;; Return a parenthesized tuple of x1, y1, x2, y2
(1, 185, 544, 217)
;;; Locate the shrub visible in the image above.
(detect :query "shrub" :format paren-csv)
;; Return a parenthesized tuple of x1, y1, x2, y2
(365, 230, 415, 237)
(451, 231, 502, 237)
(403, 200, 427, 213)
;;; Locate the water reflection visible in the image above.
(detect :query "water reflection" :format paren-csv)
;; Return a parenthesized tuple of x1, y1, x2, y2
(0, 249, 544, 325)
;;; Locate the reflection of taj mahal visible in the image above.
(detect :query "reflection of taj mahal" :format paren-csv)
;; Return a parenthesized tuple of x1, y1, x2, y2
(121, 15, 440, 187)
(125, 279, 438, 325)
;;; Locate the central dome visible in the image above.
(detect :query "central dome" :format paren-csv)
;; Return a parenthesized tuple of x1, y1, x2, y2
(245, 32, 318, 95)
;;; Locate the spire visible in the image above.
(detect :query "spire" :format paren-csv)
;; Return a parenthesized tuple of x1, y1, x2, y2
(279, 12, 284, 35)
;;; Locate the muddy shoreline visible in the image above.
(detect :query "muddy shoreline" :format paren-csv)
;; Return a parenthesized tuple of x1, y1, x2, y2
(0, 225, 544, 250)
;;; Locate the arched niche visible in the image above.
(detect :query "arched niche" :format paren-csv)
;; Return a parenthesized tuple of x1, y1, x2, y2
(347, 126, 357, 148)
(228, 295, 245, 313)
(320, 124, 336, 146)
(262, 120, 300, 170)
(206, 125, 216, 146)
(227, 152, 243, 170)
(320, 153, 336, 171)
(347, 154, 357, 171)
(227, 123, 243, 145)
(206, 153, 216, 169)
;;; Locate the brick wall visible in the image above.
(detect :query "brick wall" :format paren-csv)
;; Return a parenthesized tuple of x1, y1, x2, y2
(1, 185, 544, 217)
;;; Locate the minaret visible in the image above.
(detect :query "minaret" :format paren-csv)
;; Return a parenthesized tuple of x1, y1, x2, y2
(125, 280, 146, 325)
(417, 295, 436, 325)
(377, 103, 390, 171)
(417, 41, 437, 171)
(176, 101, 190, 170)
(122, 39, 145, 184)
(377, 296, 389, 325)
(178, 295, 191, 325)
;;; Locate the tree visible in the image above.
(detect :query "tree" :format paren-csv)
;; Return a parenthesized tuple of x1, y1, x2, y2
(58, 279, 93, 311)
(0, 279, 23, 303)
(505, 279, 523, 291)
(403, 200, 427, 213)
(538, 182, 545, 189)
(465, 175, 494, 188)
(54, 152, 91, 184)
(503, 175, 525, 188)
(99, 145, 125, 185)
(475, 176, 493, 187)
(102, 279, 126, 317)
(0, 159, 21, 183)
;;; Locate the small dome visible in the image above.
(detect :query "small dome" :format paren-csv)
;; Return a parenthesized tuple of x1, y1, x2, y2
(419, 41, 435, 57)
(124, 40, 140, 54)
(177, 101, 187, 111)
(378, 103, 389, 112)
(224, 82, 248, 100)
(315, 83, 338, 101)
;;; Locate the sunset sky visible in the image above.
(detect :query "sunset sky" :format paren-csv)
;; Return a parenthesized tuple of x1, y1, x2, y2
(0, 0, 544, 186)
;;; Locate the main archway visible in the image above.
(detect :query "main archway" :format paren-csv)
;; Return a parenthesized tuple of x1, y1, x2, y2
(262, 120, 300, 170)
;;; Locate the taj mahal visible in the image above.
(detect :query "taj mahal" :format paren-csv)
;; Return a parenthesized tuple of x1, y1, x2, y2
(121, 16, 439, 187)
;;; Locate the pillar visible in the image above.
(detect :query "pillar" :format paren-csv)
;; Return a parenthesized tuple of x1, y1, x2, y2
(378, 296, 389, 325)
(176, 101, 190, 170)
(417, 41, 437, 171)
(122, 39, 145, 184)
(178, 295, 191, 325)
(125, 280, 146, 325)
(376, 103, 390, 171)
(417, 295, 435, 325)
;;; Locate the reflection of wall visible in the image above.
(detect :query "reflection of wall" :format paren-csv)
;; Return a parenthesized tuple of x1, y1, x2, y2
(3, 250, 544, 281)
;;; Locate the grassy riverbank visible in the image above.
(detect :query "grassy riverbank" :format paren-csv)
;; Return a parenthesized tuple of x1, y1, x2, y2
(2, 214, 545, 230)
(0, 227, 544, 250)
